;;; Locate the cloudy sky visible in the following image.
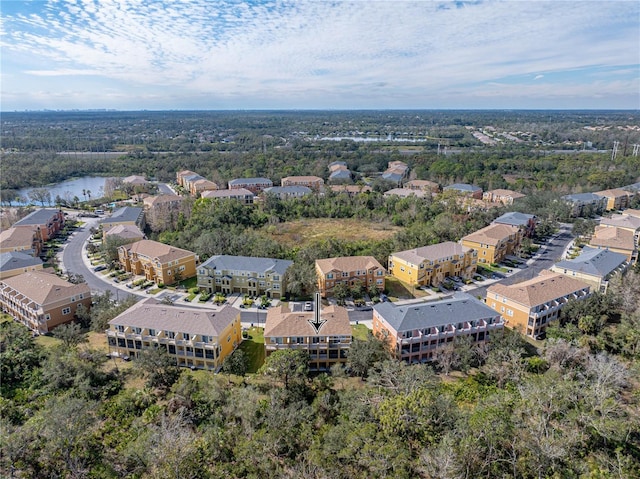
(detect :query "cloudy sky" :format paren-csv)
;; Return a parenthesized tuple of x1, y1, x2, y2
(1, 0, 638, 110)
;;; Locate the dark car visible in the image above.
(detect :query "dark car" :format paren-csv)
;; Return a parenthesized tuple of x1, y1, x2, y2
(93, 265, 107, 272)
(535, 332, 547, 341)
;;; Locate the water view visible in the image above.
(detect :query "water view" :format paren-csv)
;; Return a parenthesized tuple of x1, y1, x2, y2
(16, 176, 107, 205)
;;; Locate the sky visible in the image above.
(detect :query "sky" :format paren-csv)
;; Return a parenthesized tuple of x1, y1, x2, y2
(1, 0, 639, 111)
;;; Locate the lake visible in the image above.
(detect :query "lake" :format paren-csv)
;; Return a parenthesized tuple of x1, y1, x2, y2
(16, 176, 108, 205)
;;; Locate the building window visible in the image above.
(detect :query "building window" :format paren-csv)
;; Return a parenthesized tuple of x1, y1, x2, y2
(327, 273, 333, 279)
(62, 307, 71, 315)
(168, 331, 175, 339)
(149, 329, 156, 336)
(133, 327, 142, 334)
(183, 333, 190, 340)
(116, 325, 125, 332)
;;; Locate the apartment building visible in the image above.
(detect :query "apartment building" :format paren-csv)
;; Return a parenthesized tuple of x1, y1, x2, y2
(190, 178, 218, 196)
(107, 298, 242, 370)
(551, 246, 628, 293)
(388, 241, 477, 287)
(13, 208, 65, 242)
(372, 293, 503, 363)
(103, 224, 144, 243)
(143, 194, 184, 211)
(0, 252, 44, 280)
(228, 177, 273, 194)
(562, 193, 607, 217)
(404, 179, 440, 194)
(486, 271, 591, 338)
(460, 223, 522, 264)
(593, 188, 634, 211)
(264, 297, 351, 371)
(315, 256, 386, 298)
(329, 185, 372, 196)
(118, 239, 198, 285)
(492, 211, 537, 237)
(201, 188, 255, 204)
(383, 188, 429, 199)
(482, 189, 526, 205)
(263, 186, 313, 199)
(176, 170, 198, 187)
(589, 226, 638, 264)
(0, 271, 91, 333)
(0, 227, 43, 257)
(281, 175, 324, 191)
(443, 183, 483, 199)
(328, 161, 352, 182)
(101, 206, 145, 231)
(197, 255, 293, 299)
(381, 161, 409, 185)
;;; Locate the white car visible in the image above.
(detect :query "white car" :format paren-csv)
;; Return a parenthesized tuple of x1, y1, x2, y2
(304, 302, 313, 311)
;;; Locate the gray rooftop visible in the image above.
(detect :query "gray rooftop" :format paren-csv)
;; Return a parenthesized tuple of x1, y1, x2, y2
(329, 169, 352, 179)
(622, 182, 640, 193)
(13, 209, 61, 226)
(264, 186, 312, 196)
(200, 255, 293, 275)
(373, 293, 499, 332)
(382, 172, 405, 182)
(562, 193, 605, 203)
(101, 207, 144, 225)
(109, 299, 238, 337)
(0, 251, 43, 272)
(493, 211, 536, 227)
(554, 246, 627, 277)
(228, 177, 273, 186)
(444, 183, 482, 192)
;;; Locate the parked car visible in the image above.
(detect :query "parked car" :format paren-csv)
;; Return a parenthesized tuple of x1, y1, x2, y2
(93, 265, 107, 272)
(304, 302, 313, 311)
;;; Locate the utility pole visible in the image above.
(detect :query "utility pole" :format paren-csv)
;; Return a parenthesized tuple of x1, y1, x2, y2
(611, 141, 619, 161)
(632, 144, 639, 157)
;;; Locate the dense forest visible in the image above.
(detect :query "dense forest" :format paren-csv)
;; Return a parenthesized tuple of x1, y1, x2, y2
(2, 268, 640, 478)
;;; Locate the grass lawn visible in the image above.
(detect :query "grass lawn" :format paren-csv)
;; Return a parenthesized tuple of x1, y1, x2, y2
(351, 323, 371, 341)
(179, 277, 198, 290)
(239, 327, 265, 373)
(263, 217, 400, 247)
(385, 276, 430, 300)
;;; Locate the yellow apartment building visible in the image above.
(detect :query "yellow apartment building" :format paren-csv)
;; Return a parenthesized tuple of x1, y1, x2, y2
(550, 246, 628, 293)
(388, 241, 477, 287)
(460, 223, 522, 264)
(486, 271, 591, 338)
(594, 188, 634, 211)
(107, 298, 242, 370)
(589, 226, 638, 264)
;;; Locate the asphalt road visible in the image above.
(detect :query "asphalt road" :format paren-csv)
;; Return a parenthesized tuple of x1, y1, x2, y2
(61, 216, 140, 302)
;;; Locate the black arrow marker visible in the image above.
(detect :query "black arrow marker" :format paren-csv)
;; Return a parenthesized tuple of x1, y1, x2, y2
(308, 292, 326, 333)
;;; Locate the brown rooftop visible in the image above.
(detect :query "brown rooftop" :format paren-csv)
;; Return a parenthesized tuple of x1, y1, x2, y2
(461, 223, 520, 246)
(122, 239, 196, 263)
(0, 227, 37, 250)
(391, 241, 472, 265)
(1, 271, 90, 306)
(264, 304, 351, 337)
(315, 256, 385, 275)
(487, 271, 590, 307)
(590, 226, 636, 251)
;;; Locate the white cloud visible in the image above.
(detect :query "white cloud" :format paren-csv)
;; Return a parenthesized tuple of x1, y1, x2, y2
(1, 0, 638, 109)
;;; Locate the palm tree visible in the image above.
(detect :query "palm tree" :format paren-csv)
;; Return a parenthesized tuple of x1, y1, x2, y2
(86, 189, 92, 200)
(82, 189, 87, 201)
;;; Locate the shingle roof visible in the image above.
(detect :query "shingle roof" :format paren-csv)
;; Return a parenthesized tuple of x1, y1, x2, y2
(0, 252, 43, 272)
(493, 212, 536, 227)
(13, 209, 61, 226)
(444, 183, 482, 193)
(315, 256, 385, 275)
(200, 255, 293, 275)
(201, 188, 254, 198)
(281, 176, 323, 183)
(383, 188, 428, 198)
(562, 193, 605, 203)
(461, 223, 520, 246)
(485, 189, 525, 198)
(101, 207, 143, 225)
(593, 188, 633, 198)
(264, 304, 351, 337)
(553, 246, 627, 277)
(391, 241, 472, 265)
(1, 271, 90, 306)
(104, 224, 144, 240)
(123, 240, 195, 263)
(264, 186, 312, 196)
(0, 227, 37, 251)
(487, 271, 590, 308)
(589, 226, 636, 251)
(599, 214, 640, 231)
(404, 180, 439, 190)
(329, 169, 352, 179)
(374, 293, 498, 332)
(143, 194, 183, 207)
(228, 177, 273, 186)
(109, 298, 238, 337)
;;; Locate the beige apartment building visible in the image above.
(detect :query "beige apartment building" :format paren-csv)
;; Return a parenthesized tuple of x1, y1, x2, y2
(264, 298, 351, 371)
(460, 223, 522, 264)
(281, 175, 324, 191)
(118, 239, 198, 286)
(315, 256, 386, 298)
(0, 271, 91, 333)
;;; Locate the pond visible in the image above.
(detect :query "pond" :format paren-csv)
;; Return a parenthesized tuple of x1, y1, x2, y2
(15, 176, 108, 205)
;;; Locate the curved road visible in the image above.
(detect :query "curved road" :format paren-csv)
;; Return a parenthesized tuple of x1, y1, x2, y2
(61, 216, 140, 302)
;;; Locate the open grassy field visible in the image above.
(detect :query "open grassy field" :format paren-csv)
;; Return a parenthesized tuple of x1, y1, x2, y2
(263, 218, 400, 247)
